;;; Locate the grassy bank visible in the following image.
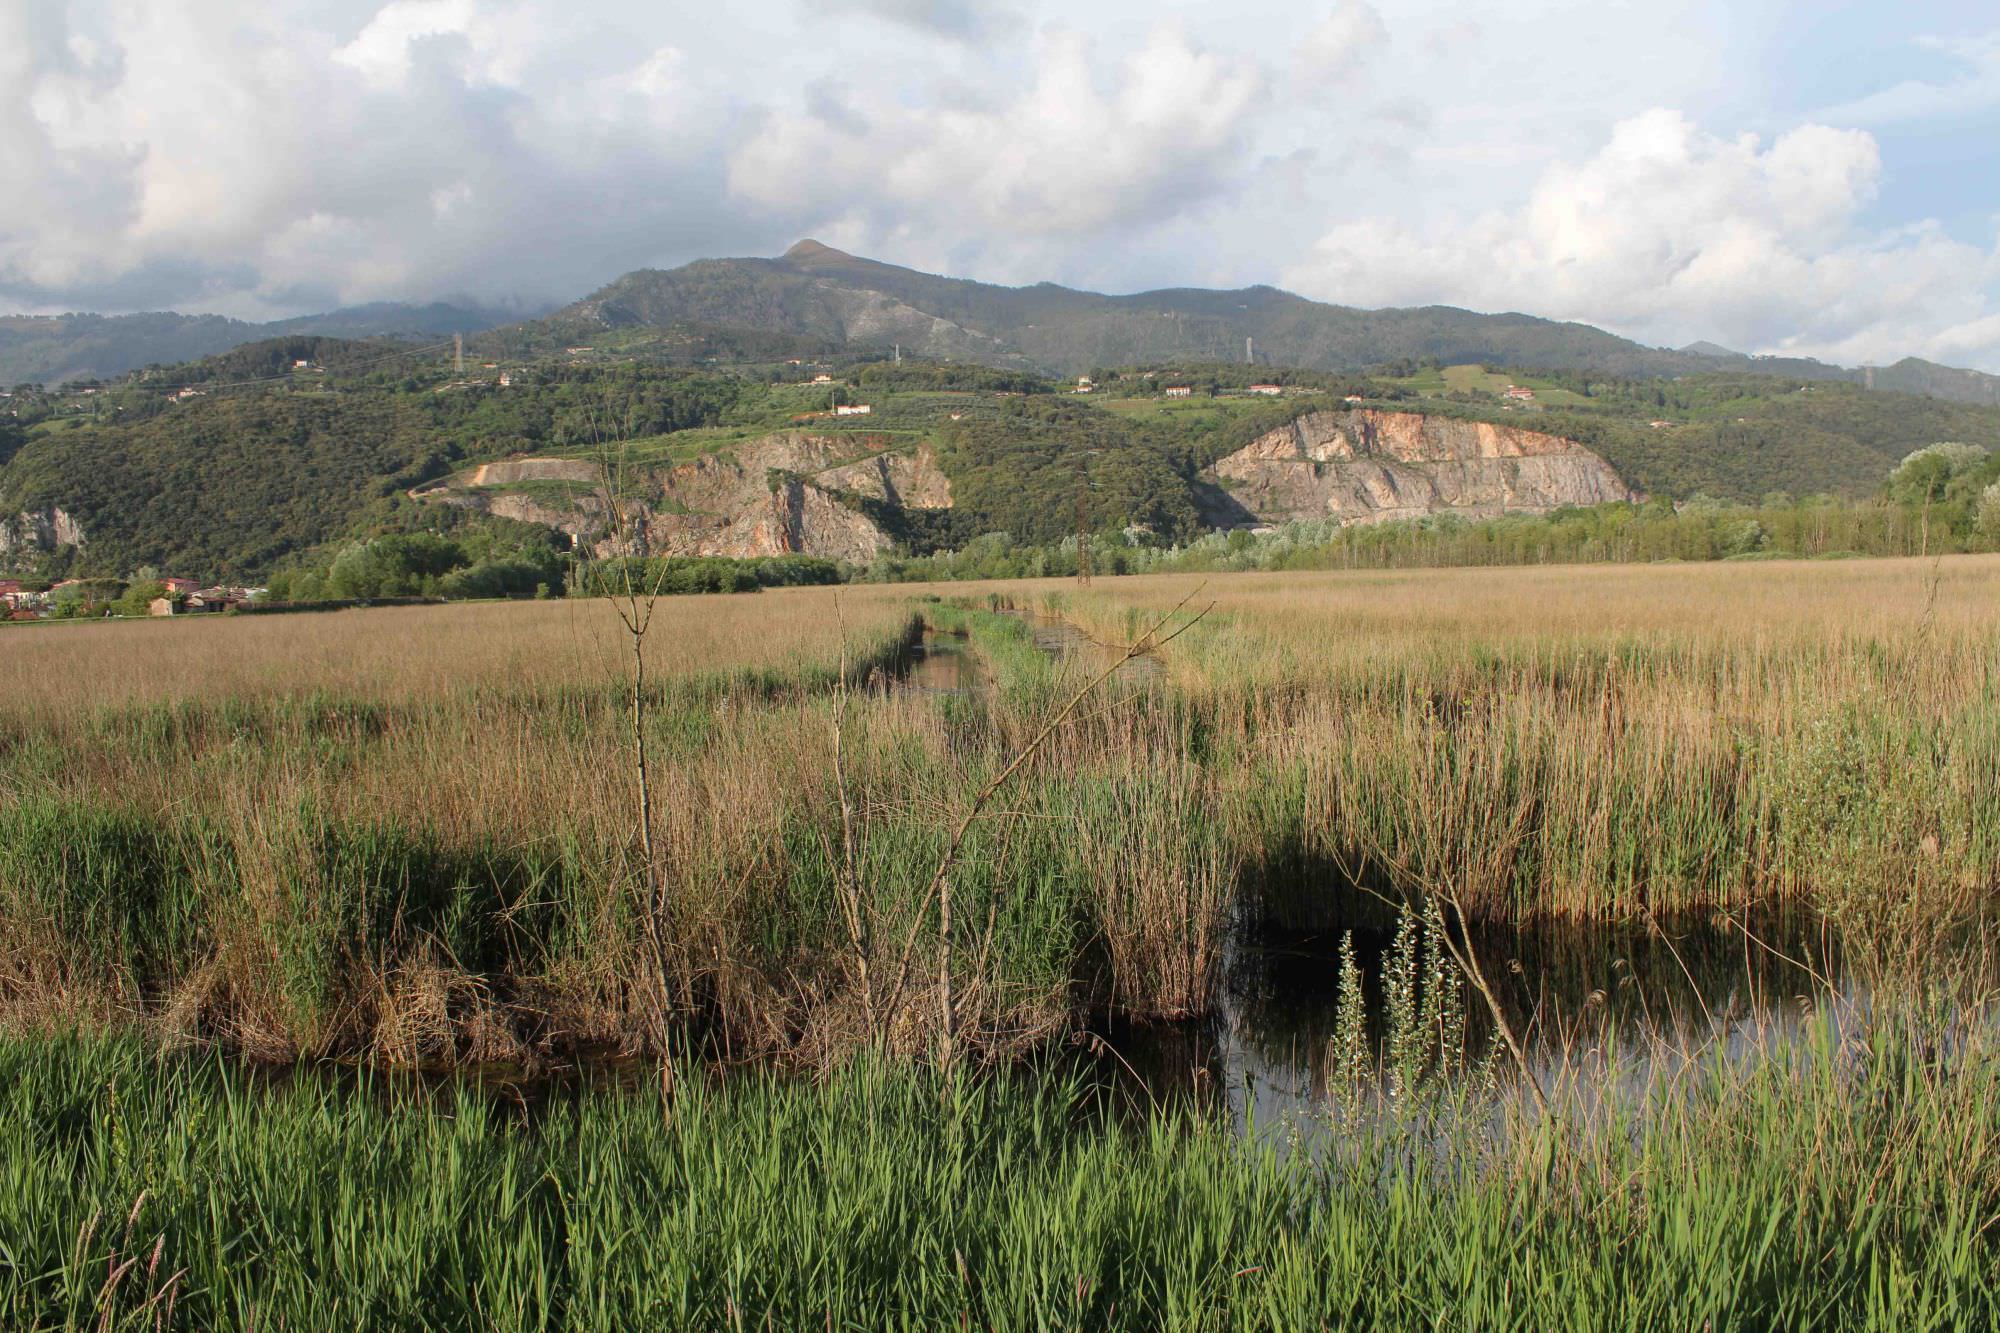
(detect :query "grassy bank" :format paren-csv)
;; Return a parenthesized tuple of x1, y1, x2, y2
(3, 1017, 1996, 1330)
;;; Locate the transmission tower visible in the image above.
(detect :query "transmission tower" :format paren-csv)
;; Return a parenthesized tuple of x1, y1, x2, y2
(1075, 485, 1092, 586)
(1074, 451, 1098, 586)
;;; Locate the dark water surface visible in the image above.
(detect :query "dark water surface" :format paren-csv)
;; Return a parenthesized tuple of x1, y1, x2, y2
(1093, 910, 1843, 1134)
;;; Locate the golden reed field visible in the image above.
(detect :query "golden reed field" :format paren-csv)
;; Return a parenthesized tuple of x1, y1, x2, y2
(1, 556, 1995, 1063)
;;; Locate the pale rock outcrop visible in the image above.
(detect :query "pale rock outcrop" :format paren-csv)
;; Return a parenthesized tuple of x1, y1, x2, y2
(0, 507, 85, 555)
(818, 443, 953, 510)
(417, 434, 954, 561)
(1211, 410, 1637, 525)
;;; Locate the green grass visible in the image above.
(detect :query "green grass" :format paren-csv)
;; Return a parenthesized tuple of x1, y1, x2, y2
(2, 1017, 1995, 1330)
(1379, 363, 1594, 408)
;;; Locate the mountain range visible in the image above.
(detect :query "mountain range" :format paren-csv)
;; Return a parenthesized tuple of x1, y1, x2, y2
(0, 301, 532, 388)
(523, 240, 2000, 406)
(7, 242, 1999, 408)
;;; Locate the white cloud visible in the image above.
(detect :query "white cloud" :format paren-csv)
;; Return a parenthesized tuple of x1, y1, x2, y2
(1286, 108, 2000, 367)
(0, 0, 750, 315)
(0, 0, 1995, 375)
(334, 0, 478, 86)
(814, 0, 1012, 39)
(1295, 1, 1389, 81)
(728, 25, 1265, 264)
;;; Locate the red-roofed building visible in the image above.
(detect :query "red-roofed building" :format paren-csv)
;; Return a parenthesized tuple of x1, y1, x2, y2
(161, 577, 200, 596)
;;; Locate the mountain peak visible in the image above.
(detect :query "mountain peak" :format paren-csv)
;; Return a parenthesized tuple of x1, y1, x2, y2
(782, 238, 855, 264)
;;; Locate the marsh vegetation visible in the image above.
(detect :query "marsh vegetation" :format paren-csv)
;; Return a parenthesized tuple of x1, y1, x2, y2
(2, 558, 1997, 1325)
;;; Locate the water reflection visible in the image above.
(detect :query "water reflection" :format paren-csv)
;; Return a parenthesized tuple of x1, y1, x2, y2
(1094, 911, 1844, 1134)
(897, 630, 978, 695)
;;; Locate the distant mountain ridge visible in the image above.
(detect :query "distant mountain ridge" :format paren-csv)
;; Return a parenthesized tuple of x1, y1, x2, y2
(12, 241, 1999, 408)
(542, 240, 2000, 407)
(0, 301, 532, 387)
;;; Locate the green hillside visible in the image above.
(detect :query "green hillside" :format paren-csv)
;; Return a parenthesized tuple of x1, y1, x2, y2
(4, 328, 1998, 583)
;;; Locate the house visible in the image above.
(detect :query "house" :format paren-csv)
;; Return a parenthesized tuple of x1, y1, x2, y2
(1075, 376, 1094, 394)
(293, 359, 313, 370)
(811, 374, 835, 385)
(0, 579, 19, 597)
(171, 387, 206, 402)
(1503, 385, 1535, 401)
(833, 403, 872, 416)
(1247, 384, 1283, 396)
(148, 597, 178, 617)
(498, 373, 513, 387)
(161, 577, 200, 596)
(1343, 394, 1366, 404)
(190, 586, 249, 611)
(1164, 385, 1194, 398)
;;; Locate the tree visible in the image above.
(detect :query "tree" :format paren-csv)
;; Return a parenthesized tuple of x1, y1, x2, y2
(1887, 442, 1988, 505)
(114, 580, 169, 617)
(1978, 483, 2000, 543)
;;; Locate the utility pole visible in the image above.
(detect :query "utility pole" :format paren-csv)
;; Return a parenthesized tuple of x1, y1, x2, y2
(453, 333, 464, 374)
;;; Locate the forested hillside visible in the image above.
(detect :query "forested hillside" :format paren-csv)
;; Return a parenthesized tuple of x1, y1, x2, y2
(1374, 374, 2000, 501)
(5, 326, 1998, 583)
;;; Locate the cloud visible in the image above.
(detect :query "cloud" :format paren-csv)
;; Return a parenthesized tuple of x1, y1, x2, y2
(728, 25, 1266, 264)
(814, 0, 1012, 39)
(0, 0, 756, 316)
(1818, 28, 2000, 125)
(0, 0, 1995, 378)
(1295, 1, 1388, 81)
(1285, 108, 2000, 368)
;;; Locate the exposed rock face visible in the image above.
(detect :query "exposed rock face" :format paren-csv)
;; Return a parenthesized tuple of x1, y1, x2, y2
(0, 507, 85, 555)
(1210, 410, 1637, 525)
(418, 436, 953, 561)
(819, 444, 954, 510)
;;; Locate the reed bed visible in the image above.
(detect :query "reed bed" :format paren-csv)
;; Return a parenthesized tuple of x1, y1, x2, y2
(1037, 558, 2000, 940)
(2, 559, 1996, 1063)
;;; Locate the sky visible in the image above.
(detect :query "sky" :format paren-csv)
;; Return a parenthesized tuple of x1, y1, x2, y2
(3, 0, 1998, 369)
